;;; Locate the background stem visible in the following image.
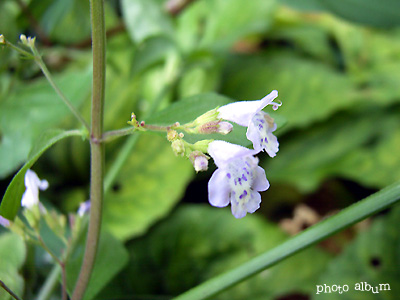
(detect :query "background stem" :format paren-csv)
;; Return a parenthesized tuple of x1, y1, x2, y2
(0, 280, 22, 300)
(71, 0, 106, 299)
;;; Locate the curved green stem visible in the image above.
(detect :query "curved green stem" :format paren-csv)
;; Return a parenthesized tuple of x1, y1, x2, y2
(173, 181, 400, 300)
(71, 0, 106, 299)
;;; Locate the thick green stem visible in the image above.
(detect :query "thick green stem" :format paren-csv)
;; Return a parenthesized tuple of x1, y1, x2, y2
(71, 1, 106, 300)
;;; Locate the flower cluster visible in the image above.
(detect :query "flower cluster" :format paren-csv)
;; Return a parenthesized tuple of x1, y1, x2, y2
(206, 90, 281, 218)
(127, 90, 281, 218)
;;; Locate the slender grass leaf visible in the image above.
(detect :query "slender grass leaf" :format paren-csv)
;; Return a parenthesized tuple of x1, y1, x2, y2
(173, 181, 400, 300)
(313, 205, 400, 299)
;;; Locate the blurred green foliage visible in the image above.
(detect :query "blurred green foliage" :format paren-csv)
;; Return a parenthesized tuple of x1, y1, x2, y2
(0, 233, 25, 300)
(314, 206, 400, 300)
(0, 0, 400, 299)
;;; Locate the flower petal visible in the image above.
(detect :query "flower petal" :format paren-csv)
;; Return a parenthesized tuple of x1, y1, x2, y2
(246, 119, 263, 152)
(259, 90, 278, 109)
(218, 100, 264, 127)
(208, 141, 257, 167)
(230, 193, 247, 218)
(208, 169, 230, 207)
(39, 179, 49, 191)
(245, 191, 262, 213)
(21, 169, 48, 208)
(253, 166, 269, 191)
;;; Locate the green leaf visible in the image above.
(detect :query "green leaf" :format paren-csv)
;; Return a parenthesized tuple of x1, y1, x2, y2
(66, 231, 129, 300)
(131, 36, 177, 75)
(103, 134, 193, 241)
(333, 120, 400, 189)
(0, 129, 84, 220)
(313, 205, 400, 300)
(176, 0, 276, 50)
(264, 108, 400, 192)
(318, 0, 400, 28)
(122, 0, 174, 43)
(119, 205, 328, 299)
(174, 181, 400, 300)
(0, 233, 26, 300)
(0, 68, 91, 178)
(281, 0, 326, 11)
(221, 51, 357, 133)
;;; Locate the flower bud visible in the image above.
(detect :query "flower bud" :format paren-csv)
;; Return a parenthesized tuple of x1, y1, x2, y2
(217, 122, 233, 134)
(192, 108, 219, 127)
(171, 139, 185, 156)
(20, 34, 27, 44)
(167, 130, 178, 141)
(189, 151, 209, 172)
(20, 34, 36, 48)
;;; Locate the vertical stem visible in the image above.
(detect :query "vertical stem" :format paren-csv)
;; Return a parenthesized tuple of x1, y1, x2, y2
(71, 0, 106, 300)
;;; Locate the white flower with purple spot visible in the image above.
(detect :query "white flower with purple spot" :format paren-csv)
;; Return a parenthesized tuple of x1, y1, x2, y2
(207, 141, 269, 218)
(21, 169, 49, 209)
(218, 90, 281, 157)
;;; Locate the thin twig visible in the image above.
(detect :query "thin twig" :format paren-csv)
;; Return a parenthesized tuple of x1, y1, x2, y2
(0, 280, 22, 300)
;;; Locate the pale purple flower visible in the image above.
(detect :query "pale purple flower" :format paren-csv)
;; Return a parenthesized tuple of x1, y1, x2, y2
(218, 90, 281, 157)
(21, 169, 49, 209)
(78, 200, 91, 217)
(0, 215, 10, 227)
(207, 141, 269, 218)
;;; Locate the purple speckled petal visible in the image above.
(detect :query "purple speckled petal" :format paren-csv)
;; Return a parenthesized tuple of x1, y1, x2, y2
(230, 194, 247, 219)
(246, 191, 262, 213)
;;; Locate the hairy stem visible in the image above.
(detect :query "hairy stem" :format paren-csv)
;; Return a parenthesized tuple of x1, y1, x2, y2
(71, 0, 106, 299)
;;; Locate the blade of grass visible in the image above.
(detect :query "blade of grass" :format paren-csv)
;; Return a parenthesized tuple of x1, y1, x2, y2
(173, 181, 400, 300)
